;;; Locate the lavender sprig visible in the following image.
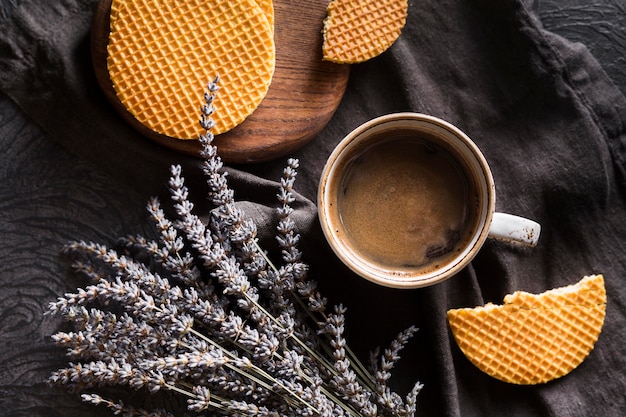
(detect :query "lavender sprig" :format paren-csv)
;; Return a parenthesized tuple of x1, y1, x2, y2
(81, 393, 176, 417)
(47, 77, 421, 416)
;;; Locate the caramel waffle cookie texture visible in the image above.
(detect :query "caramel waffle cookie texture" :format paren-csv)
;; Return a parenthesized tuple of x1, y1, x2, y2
(322, 0, 408, 64)
(107, 0, 275, 139)
(256, 0, 275, 33)
(447, 274, 606, 385)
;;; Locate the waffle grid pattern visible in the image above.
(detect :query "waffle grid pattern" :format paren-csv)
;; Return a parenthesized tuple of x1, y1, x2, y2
(448, 275, 606, 385)
(322, 0, 408, 63)
(107, 0, 275, 139)
(504, 274, 605, 308)
(256, 0, 275, 33)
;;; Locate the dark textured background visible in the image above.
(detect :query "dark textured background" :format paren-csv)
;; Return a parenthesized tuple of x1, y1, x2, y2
(1, 0, 625, 416)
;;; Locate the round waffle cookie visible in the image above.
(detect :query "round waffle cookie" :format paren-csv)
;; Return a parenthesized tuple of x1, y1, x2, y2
(322, 0, 408, 64)
(107, 0, 275, 139)
(447, 274, 606, 385)
(256, 0, 275, 33)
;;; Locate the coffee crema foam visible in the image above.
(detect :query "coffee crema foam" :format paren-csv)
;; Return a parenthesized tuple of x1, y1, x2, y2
(337, 134, 477, 274)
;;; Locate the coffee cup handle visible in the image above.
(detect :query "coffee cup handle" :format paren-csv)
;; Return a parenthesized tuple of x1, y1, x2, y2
(488, 213, 541, 247)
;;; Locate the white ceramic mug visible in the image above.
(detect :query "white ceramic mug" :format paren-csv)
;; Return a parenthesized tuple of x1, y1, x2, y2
(318, 113, 540, 289)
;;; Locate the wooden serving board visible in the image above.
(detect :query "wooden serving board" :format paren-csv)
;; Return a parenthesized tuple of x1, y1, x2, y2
(91, 0, 350, 164)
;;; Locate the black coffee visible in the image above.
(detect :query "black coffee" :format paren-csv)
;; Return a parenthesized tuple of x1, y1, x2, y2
(337, 132, 477, 274)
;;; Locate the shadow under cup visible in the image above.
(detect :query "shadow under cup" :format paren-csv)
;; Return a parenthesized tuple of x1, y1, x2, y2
(318, 114, 495, 288)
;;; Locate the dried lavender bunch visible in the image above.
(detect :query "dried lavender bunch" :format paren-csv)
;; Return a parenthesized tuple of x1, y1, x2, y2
(47, 76, 423, 417)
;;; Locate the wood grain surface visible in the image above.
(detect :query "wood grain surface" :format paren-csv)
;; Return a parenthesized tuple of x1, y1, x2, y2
(91, 0, 351, 164)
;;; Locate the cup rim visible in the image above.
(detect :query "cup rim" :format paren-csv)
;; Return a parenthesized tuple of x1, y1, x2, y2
(317, 112, 496, 289)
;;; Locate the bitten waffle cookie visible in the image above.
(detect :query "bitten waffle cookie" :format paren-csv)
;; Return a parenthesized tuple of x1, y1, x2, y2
(447, 275, 606, 385)
(107, 0, 275, 139)
(322, 0, 408, 64)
